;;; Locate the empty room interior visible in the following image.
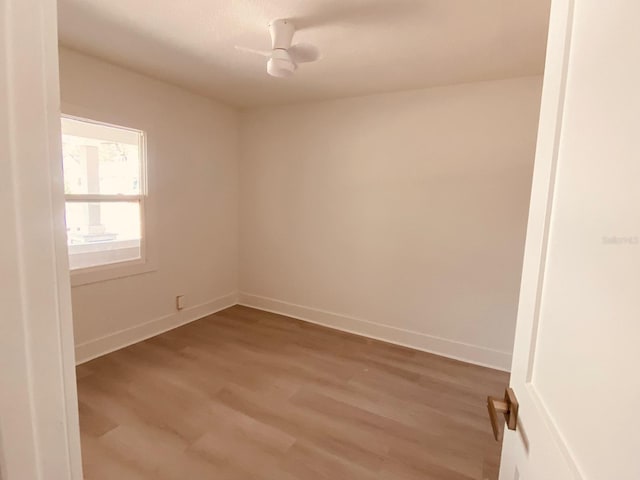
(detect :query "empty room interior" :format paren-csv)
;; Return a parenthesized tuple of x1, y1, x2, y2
(60, 1, 546, 479)
(5, 0, 629, 478)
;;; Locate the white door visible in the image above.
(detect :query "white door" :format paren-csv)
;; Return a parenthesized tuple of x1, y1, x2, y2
(497, 0, 640, 478)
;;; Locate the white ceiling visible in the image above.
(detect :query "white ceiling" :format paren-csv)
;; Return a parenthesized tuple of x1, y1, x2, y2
(58, 0, 551, 108)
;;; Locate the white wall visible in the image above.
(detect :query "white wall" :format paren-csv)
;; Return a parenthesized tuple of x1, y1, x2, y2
(60, 49, 541, 370)
(239, 76, 542, 370)
(58, 48, 239, 362)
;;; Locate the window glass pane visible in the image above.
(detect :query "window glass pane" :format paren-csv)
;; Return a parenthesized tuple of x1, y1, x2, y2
(61, 117, 142, 195)
(66, 202, 142, 270)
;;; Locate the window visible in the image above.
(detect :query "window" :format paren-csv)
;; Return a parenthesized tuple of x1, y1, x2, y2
(61, 116, 146, 272)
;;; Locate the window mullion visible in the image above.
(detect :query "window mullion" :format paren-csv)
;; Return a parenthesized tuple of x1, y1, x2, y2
(64, 194, 142, 203)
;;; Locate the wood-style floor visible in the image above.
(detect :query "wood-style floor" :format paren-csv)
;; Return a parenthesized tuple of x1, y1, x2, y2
(77, 305, 509, 480)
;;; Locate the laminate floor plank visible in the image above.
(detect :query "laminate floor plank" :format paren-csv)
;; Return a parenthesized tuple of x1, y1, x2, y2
(78, 305, 508, 479)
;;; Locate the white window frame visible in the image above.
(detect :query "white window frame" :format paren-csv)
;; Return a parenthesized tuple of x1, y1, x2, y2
(62, 114, 155, 286)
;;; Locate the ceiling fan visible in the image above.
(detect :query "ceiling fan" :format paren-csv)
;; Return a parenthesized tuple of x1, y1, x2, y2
(235, 19, 320, 78)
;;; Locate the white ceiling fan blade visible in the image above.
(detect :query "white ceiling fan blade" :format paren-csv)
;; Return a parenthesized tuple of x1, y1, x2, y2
(235, 45, 272, 57)
(288, 43, 320, 64)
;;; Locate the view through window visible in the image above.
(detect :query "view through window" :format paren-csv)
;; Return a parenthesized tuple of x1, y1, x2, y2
(61, 116, 146, 270)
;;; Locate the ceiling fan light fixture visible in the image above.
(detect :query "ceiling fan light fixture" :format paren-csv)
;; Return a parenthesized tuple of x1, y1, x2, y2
(267, 49, 296, 78)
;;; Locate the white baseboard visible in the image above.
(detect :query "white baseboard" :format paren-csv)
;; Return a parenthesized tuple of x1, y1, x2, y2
(75, 291, 512, 371)
(75, 292, 238, 364)
(238, 293, 512, 372)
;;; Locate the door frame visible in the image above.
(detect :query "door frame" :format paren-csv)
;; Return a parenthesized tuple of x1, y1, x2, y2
(0, 0, 83, 478)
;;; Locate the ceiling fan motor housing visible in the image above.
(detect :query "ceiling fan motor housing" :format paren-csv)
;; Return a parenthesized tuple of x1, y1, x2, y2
(269, 19, 295, 49)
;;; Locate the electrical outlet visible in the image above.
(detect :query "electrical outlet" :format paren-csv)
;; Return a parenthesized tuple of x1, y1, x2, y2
(176, 295, 185, 311)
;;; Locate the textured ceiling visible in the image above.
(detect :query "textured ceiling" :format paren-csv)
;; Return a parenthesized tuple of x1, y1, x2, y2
(57, 0, 551, 108)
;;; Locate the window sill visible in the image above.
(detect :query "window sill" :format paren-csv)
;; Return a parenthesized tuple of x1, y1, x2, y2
(70, 258, 157, 287)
